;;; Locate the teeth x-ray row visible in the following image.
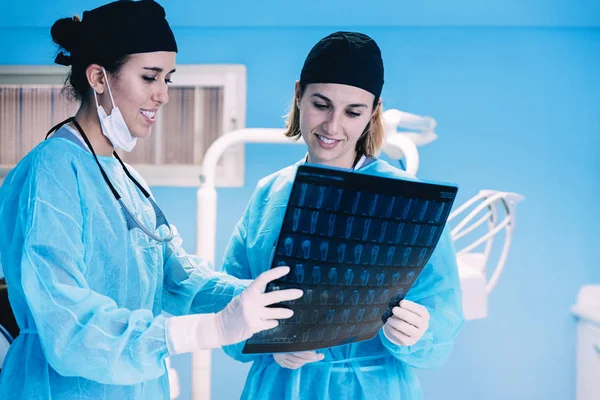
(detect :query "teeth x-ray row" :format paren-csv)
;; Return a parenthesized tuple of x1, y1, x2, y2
(284, 209, 444, 244)
(249, 287, 408, 347)
(274, 259, 419, 288)
(290, 183, 451, 224)
(243, 166, 458, 354)
(272, 283, 410, 307)
(276, 237, 435, 268)
(251, 320, 382, 346)
(283, 304, 396, 326)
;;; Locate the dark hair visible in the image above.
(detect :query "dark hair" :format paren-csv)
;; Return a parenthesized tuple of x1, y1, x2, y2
(51, 1, 177, 102)
(51, 16, 129, 102)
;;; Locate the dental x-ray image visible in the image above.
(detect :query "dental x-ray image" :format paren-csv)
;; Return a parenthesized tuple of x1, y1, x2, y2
(243, 164, 457, 354)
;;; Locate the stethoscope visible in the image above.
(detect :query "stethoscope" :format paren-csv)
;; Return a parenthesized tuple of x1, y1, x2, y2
(46, 117, 174, 243)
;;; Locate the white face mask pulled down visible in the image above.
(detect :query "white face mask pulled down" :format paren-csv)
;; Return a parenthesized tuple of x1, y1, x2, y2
(93, 67, 137, 152)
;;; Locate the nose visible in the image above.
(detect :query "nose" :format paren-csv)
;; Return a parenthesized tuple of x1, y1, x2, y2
(323, 110, 343, 136)
(153, 81, 169, 105)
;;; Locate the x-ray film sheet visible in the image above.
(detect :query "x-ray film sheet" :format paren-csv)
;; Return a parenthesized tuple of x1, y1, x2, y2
(243, 165, 458, 354)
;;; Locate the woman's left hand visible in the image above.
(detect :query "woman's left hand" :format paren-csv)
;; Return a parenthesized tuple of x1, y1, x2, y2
(273, 350, 325, 369)
(382, 300, 430, 346)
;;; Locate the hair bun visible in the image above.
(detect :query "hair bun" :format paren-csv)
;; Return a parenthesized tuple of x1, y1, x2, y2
(51, 16, 81, 53)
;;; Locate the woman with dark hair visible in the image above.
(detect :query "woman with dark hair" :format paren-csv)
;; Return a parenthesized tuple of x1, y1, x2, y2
(0, 2, 301, 398)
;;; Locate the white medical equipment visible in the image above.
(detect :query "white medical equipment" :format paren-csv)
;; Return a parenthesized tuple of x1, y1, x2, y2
(381, 109, 438, 174)
(0, 278, 15, 373)
(448, 190, 524, 320)
(186, 109, 523, 399)
(0, 325, 12, 371)
(571, 285, 600, 400)
(166, 358, 180, 400)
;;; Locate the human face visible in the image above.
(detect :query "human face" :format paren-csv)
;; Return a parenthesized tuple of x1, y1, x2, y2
(104, 51, 176, 138)
(297, 82, 376, 169)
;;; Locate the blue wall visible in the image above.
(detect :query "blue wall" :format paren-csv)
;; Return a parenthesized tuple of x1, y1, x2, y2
(2, 1, 599, 399)
(2, 0, 600, 27)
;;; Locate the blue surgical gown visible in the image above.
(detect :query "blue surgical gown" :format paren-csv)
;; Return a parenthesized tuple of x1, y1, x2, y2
(222, 159, 464, 400)
(0, 127, 245, 399)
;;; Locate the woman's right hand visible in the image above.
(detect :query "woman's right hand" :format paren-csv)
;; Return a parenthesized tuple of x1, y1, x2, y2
(214, 266, 302, 346)
(166, 266, 302, 354)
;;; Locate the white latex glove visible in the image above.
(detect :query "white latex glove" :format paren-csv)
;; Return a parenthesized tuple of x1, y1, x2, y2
(166, 266, 303, 355)
(273, 351, 325, 370)
(382, 299, 430, 347)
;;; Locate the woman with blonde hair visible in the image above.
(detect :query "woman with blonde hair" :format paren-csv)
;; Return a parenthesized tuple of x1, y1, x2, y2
(221, 31, 464, 399)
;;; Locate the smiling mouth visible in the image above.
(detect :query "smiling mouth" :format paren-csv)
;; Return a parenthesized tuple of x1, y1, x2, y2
(316, 134, 340, 144)
(140, 110, 156, 121)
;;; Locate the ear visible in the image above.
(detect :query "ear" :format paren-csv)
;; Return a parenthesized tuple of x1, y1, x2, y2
(86, 64, 106, 95)
(294, 80, 301, 108)
(372, 98, 382, 118)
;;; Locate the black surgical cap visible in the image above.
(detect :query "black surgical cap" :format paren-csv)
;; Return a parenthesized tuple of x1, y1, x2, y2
(54, 0, 177, 66)
(300, 31, 384, 100)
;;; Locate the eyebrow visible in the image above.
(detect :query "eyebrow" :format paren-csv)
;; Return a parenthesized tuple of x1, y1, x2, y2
(311, 93, 368, 108)
(143, 67, 177, 74)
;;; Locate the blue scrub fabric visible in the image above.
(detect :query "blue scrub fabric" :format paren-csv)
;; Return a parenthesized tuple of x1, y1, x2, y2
(0, 127, 245, 399)
(222, 159, 464, 400)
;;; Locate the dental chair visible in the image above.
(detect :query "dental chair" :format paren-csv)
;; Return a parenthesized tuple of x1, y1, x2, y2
(0, 278, 19, 372)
